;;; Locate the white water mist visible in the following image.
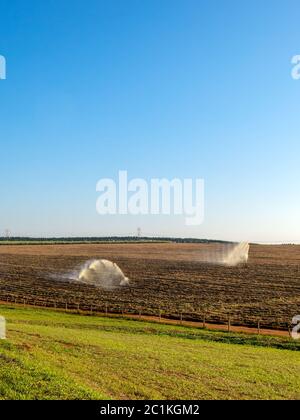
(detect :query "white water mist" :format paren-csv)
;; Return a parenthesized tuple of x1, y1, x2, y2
(77, 259, 130, 290)
(198, 242, 250, 266)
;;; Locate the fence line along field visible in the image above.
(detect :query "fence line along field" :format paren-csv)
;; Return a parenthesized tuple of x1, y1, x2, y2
(0, 243, 299, 329)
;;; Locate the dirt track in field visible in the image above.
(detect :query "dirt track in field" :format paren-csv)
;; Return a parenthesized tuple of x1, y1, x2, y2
(0, 243, 299, 329)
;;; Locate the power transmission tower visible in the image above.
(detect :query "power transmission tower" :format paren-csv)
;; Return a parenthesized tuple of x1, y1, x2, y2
(137, 227, 142, 239)
(4, 229, 11, 239)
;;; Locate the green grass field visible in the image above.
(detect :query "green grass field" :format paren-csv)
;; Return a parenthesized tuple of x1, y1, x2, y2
(0, 305, 299, 400)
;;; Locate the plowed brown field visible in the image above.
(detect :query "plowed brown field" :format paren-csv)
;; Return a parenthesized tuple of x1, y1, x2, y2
(0, 243, 299, 329)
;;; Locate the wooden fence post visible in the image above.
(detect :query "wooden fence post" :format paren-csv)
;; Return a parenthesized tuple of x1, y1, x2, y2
(288, 323, 292, 339)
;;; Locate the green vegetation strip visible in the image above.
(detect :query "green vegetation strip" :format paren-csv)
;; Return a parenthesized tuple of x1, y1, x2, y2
(0, 305, 299, 400)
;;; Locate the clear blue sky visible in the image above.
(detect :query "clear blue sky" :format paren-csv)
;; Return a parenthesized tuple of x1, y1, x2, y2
(0, 0, 299, 242)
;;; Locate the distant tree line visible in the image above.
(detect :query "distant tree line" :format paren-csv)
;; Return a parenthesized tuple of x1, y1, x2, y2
(0, 236, 233, 244)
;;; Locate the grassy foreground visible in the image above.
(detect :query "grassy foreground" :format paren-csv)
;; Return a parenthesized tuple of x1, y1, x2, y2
(0, 305, 299, 400)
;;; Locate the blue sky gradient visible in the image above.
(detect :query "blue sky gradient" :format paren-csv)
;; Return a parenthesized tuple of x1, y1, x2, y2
(0, 0, 299, 241)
